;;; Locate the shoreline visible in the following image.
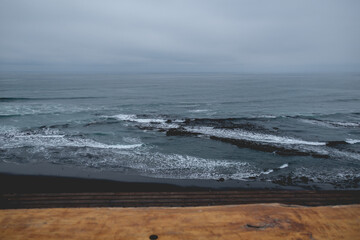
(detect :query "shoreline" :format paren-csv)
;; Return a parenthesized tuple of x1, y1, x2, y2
(0, 161, 352, 191)
(1, 162, 359, 209)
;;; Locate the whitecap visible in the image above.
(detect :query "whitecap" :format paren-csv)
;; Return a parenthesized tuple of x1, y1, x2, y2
(300, 119, 360, 128)
(261, 169, 274, 175)
(279, 163, 289, 169)
(299, 119, 333, 128)
(189, 109, 209, 113)
(331, 121, 359, 127)
(292, 167, 360, 183)
(0, 130, 143, 150)
(255, 115, 277, 119)
(111, 114, 137, 121)
(16, 135, 65, 138)
(0, 104, 93, 116)
(114, 152, 259, 180)
(346, 139, 360, 144)
(93, 143, 142, 149)
(173, 119, 185, 123)
(133, 118, 166, 123)
(184, 126, 325, 146)
(111, 114, 166, 123)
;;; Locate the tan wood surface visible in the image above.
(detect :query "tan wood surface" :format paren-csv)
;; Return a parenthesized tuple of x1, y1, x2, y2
(1, 204, 359, 240)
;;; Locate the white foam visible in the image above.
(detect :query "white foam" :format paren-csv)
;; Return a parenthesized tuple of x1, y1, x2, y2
(111, 114, 137, 121)
(300, 119, 333, 128)
(78, 149, 259, 180)
(293, 167, 360, 183)
(332, 121, 360, 127)
(159, 123, 181, 129)
(346, 139, 360, 144)
(0, 104, 93, 116)
(325, 148, 360, 161)
(300, 119, 360, 128)
(261, 169, 274, 175)
(110, 114, 186, 129)
(173, 119, 185, 123)
(279, 163, 289, 169)
(16, 134, 65, 138)
(256, 115, 277, 119)
(122, 137, 142, 144)
(0, 130, 142, 150)
(98, 143, 142, 149)
(133, 118, 166, 123)
(184, 126, 326, 146)
(125, 152, 258, 180)
(0, 126, 21, 135)
(111, 114, 166, 123)
(78, 140, 142, 149)
(189, 109, 209, 113)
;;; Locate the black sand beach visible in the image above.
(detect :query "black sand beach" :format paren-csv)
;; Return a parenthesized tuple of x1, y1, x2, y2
(1, 161, 360, 209)
(1, 172, 359, 209)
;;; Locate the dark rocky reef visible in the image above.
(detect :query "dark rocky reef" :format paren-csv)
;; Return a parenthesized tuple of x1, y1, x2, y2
(326, 141, 348, 147)
(166, 128, 200, 137)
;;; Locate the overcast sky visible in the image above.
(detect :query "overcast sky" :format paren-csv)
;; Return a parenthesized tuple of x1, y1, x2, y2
(0, 0, 359, 73)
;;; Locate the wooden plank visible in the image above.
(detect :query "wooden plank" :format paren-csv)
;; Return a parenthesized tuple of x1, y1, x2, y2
(1, 204, 359, 240)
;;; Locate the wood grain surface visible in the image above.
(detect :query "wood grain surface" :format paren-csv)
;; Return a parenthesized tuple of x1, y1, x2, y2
(1, 204, 359, 240)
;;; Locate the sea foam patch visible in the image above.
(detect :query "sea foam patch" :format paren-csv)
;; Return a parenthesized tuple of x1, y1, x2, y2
(0, 103, 94, 117)
(346, 139, 360, 144)
(104, 151, 259, 180)
(300, 118, 360, 128)
(279, 163, 289, 169)
(0, 127, 142, 150)
(111, 114, 166, 123)
(106, 115, 360, 161)
(184, 126, 326, 146)
(293, 167, 360, 184)
(109, 114, 183, 129)
(188, 109, 209, 113)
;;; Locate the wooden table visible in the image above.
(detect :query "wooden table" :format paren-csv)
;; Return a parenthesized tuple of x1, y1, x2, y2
(1, 204, 359, 240)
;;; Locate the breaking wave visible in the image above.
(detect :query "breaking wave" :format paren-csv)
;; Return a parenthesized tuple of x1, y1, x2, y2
(105, 114, 360, 160)
(299, 119, 360, 128)
(0, 127, 142, 150)
(109, 152, 258, 180)
(346, 139, 360, 144)
(0, 104, 95, 117)
(0, 126, 261, 180)
(184, 126, 325, 146)
(111, 114, 167, 123)
(0, 97, 104, 102)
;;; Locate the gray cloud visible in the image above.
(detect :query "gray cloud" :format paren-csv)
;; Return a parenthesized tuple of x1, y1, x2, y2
(0, 0, 359, 72)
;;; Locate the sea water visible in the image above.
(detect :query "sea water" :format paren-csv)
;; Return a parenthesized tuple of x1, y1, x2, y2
(1, 73, 359, 188)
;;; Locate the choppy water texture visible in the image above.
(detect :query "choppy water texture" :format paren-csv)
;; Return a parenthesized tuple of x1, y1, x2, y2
(1, 73, 360, 189)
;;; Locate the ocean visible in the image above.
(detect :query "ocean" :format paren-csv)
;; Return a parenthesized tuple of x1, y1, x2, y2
(1, 73, 360, 189)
